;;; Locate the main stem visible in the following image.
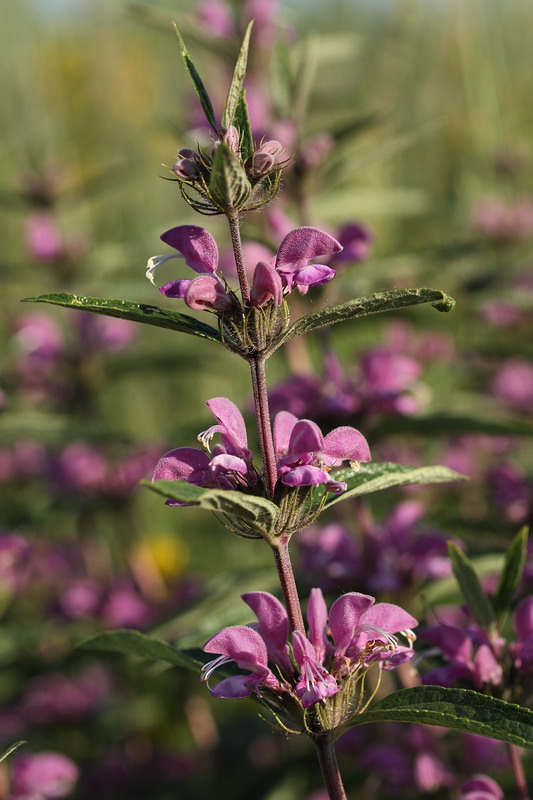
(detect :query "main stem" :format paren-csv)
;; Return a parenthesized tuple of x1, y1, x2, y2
(272, 537, 305, 634)
(227, 210, 250, 305)
(314, 738, 348, 800)
(249, 356, 278, 499)
(507, 743, 531, 800)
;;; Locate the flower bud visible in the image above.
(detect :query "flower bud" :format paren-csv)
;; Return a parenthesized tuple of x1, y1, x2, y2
(173, 158, 198, 180)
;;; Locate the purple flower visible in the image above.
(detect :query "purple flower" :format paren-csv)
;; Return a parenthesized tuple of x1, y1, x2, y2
(273, 410, 370, 493)
(421, 625, 503, 689)
(11, 752, 79, 799)
(458, 774, 504, 800)
(269, 226, 342, 296)
(491, 359, 533, 412)
(331, 222, 373, 265)
(510, 596, 533, 674)
(25, 212, 64, 262)
(202, 588, 417, 709)
(196, 0, 235, 38)
(152, 397, 257, 499)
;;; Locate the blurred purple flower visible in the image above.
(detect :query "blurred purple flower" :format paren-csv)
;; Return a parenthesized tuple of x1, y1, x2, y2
(489, 461, 532, 524)
(421, 624, 503, 689)
(0, 532, 32, 592)
(54, 443, 108, 494)
(458, 774, 504, 800)
(491, 359, 533, 412)
(12, 314, 64, 375)
(473, 196, 533, 241)
(331, 222, 373, 265)
(12, 752, 79, 799)
(101, 580, 153, 629)
(25, 212, 65, 262)
(75, 313, 136, 354)
(21, 666, 111, 724)
(57, 577, 102, 620)
(197, 0, 235, 38)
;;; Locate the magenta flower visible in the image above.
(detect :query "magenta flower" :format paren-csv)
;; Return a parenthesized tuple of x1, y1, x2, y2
(11, 752, 79, 799)
(152, 397, 257, 499)
(331, 222, 373, 265)
(269, 226, 342, 296)
(491, 358, 533, 412)
(510, 596, 533, 674)
(273, 410, 371, 493)
(458, 774, 504, 800)
(420, 625, 503, 689)
(202, 588, 417, 710)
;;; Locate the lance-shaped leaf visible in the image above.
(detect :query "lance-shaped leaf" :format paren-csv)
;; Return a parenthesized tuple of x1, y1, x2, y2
(234, 88, 254, 161)
(173, 24, 218, 133)
(0, 741, 26, 764)
(348, 686, 533, 748)
(79, 630, 200, 669)
(222, 20, 254, 129)
(143, 479, 279, 537)
(274, 288, 455, 350)
(448, 542, 495, 630)
(209, 143, 252, 211)
(493, 526, 529, 624)
(22, 294, 222, 343)
(318, 463, 465, 509)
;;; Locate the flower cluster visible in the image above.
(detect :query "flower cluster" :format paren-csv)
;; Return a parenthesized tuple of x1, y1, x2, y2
(146, 224, 342, 311)
(152, 397, 370, 500)
(201, 588, 417, 717)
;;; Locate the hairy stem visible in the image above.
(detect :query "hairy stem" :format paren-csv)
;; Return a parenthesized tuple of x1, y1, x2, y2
(507, 743, 530, 800)
(314, 738, 348, 800)
(272, 537, 305, 634)
(226, 210, 250, 305)
(249, 356, 278, 499)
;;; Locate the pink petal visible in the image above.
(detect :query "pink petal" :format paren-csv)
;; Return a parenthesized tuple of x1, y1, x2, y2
(152, 447, 211, 482)
(306, 588, 329, 662)
(461, 775, 503, 799)
(273, 410, 298, 456)
(281, 465, 330, 487)
(159, 279, 191, 298)
(209, 674, 254, 698)
(160, 225, 219, 274)
(206, 398, 248, 451)
(329, 592, 375, 652)
(292, 630, 317, 664)
(323, 427, 371, 463)
(288, 419, 323, 455)
(242, 592, 291, 671)
(276, 227, 342, 270)
(361, 603, 418, 634)
(203, 625, 268, 671)
(250, 261, 283, 307)
(184, 275, 232, 311)
(421, 625, 473, 664)
(293, 264, 336, 286)
(473, 644, 503, 687)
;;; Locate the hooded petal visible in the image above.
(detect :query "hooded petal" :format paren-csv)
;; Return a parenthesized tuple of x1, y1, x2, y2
(361, 603, 418, 634)
(184, 275, 232, 311)
(250, 261, 283, 307)
(203, 625, 268, 672)
(273, 410, 298, 457)
(288, 419, 323, 456)
(329, 592, 375, 652)
(281, 465, 331, 487)
(205, 397, 248, 452)
(276, 227, 342, 270)
(209, 674, 254, 699)
(292, 264, 336, 287)
(306, 588, 329, 663)
(460, 775, 504, 799)
(242, 592, 292, 672)
(160, 225, 219, 274)
(322, 427, 371, 463)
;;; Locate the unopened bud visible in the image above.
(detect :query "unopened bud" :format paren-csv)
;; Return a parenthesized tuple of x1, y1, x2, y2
(173, 159, 198, 180)
(222, 125, 240, 155)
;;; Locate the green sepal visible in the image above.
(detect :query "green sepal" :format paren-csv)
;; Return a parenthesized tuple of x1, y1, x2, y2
(21, 293, 222, 343)
(319, 463, 466, 510)
(143, 479, 279, 538)
(173, 24, 218, 132)
(274, 288, 455, 351)
(346, 686, 533, 749)
(448, 542, 496, 630)
(209, 143, 252, 211)
(234, 88, 254, 161)
(493, 526, 529, 624)
(222, 20, 254, 129)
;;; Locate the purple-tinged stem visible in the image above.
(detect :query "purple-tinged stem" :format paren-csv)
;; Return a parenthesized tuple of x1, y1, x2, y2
(227, 210, 250, 305)
(507, 743, 531, 800)
(249, 356, 278, 499)
(314, 738, 348, 800)
(272, 537, 305, 635)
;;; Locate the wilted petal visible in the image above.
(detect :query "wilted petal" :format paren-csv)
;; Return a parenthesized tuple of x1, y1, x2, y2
(250, 261, 283, 306)
(361, 603, 418, 634)
(160, 225, 219, 274)
(322, 427, 371, 464)
(203, 625, 268, 672)
(276, 227, 342, 270)
(288, 419, 323, 455)
(242, 592, 292, 672)
(329, 592, 375, 652)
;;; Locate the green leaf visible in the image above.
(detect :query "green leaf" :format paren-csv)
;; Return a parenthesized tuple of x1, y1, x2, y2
(233, 88, 254, 161)
(143, 479, 279, 537)
(222, 20, 253, 129)
(0, 741, 26, 764)
(321, 463, 466, 509)
(173, 24, 218, 132)
(349, 686, 533, 748)
(493, 527, 529, 622)
(79, 629, 205, 671)
(274, 288, 455, 349)
(209, 143, 252, 211)
(448, 542, 495, 630)
(22, 293, 222, 343)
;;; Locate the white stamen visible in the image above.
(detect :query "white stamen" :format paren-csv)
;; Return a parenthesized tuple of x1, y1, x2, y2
(201, 654, 232, 684)
(145, 253, 184, 285)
